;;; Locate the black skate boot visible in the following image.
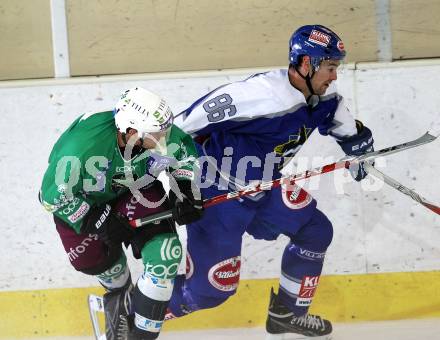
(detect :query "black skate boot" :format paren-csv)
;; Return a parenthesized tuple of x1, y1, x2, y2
(266, 288, 332, 339)
(103, 279, 134, 340)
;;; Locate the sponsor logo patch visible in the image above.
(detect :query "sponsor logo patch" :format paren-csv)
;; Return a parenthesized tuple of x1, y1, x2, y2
(144, 262, 179, 279)
(160, 236, 182, 261)
(171, 169, 194, 180)
(57, 184, 68, 193)
(115, 165, 136, 173)
(138, 273, 173, 301)
(337, 40, 345, 51)
(296, 275, 320, 306)
(94, 204, 111, 229)
(134, 313, 162, 333)
(281, 183, 313, 210)
(351, 136, 374, 152)
(67, 201, 90, 223)
(149, 275, 169, 289)
(186, 252, 194, 279)
(125, 194, 140, 220)
(97, 263, 126, 283)
(42, 200, 60, 213)
(298, 248, 326, 261)
(208, 256, 241, 292)
(147, 153, 177, 174)
(67, 233, 99, 262)
(59, 197, 81, 216)
(308, 29, 331, 47)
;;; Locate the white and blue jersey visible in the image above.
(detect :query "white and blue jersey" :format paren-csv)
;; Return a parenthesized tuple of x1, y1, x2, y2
(176, 69, 357, 188)
(168, 69, 362, 317)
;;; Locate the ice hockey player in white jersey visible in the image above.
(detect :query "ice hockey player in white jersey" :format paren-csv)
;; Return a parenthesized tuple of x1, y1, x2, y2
(166, 25, 374, 339)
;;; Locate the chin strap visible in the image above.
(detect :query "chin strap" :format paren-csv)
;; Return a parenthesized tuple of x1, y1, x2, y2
(295, 65, 316, 98)
(121, 132, 129, 145)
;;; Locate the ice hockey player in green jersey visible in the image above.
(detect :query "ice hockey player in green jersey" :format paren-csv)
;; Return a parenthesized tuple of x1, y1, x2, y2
(39, 87, 203, 339)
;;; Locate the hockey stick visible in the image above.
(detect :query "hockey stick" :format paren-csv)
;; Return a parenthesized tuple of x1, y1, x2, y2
(364, 163, 440, 215)
(129, 129, 439, 228)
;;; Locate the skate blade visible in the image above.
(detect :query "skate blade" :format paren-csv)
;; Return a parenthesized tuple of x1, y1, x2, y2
(265, 333, 332, 340)
(88, 294, 106, 340)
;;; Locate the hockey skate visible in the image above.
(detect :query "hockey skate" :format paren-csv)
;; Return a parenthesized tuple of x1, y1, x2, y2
(103, 281, 134, 340)
(88, 296, 134, 340)
(265, 288, 332, 340)
(88, 280, 133, 340)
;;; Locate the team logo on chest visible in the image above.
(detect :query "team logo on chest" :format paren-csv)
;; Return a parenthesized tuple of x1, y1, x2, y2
(274, 126, 312, 167)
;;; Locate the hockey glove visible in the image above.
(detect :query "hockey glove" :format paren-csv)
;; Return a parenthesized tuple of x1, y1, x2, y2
(169, 180, 204, 225)
(337, 120, 375, 182)
(82, 204, 135, 247)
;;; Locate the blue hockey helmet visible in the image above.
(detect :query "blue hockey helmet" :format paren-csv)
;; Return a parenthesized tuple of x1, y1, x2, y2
(289, 25, 346, 70)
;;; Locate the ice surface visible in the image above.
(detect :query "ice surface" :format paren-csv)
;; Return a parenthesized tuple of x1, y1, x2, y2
(14, 318, 440, 340)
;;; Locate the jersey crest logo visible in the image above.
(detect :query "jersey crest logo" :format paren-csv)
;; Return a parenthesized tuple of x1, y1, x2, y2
(274, 126, 312, 168)
(274, 126, 312, 157)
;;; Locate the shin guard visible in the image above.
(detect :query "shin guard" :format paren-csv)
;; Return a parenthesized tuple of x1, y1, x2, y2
(279, 243, 326, 316)
(131, 273, 174, 339)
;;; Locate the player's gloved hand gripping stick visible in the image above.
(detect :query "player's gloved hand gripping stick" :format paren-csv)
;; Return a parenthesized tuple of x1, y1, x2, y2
(168, 179, 204, 225)
(82, 204, 135, 247)
(129, 127, 440, 228)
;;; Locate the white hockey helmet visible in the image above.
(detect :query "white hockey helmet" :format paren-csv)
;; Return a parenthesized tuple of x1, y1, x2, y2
(113, 87, 173, 135)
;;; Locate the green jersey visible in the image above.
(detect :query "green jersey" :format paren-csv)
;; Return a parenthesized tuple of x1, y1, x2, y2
(40, 111, 198, 233)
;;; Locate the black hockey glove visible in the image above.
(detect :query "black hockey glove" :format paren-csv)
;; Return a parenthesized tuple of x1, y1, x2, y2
(337, 120, 375, 182)
(169, 180, 204, 225)
(82, 204, 135, 247)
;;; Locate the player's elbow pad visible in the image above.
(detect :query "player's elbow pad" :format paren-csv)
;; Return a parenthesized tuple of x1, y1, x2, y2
(337, 120, 374, 156)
